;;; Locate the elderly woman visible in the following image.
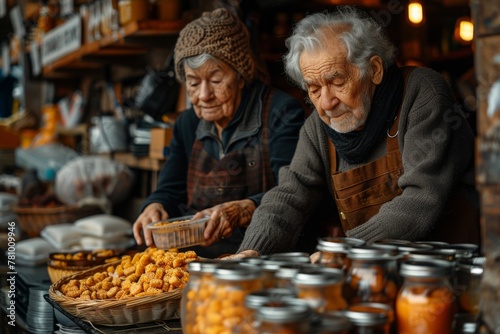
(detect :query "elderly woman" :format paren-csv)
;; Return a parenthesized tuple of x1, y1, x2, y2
(132, 8, 305, 258)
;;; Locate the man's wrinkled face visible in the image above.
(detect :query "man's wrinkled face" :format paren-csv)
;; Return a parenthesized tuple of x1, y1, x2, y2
(300, 37, 377, 133)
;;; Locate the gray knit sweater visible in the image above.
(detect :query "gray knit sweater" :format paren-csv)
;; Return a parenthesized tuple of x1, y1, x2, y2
(238, 67, 477, 255)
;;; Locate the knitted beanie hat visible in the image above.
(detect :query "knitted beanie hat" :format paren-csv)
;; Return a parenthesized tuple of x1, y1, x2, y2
(174, 8, 255, 83)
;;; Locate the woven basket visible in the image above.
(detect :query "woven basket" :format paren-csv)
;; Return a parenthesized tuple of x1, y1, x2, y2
(14, 204, 103, 237)
(47, 264, 92, 284)
(49, 261, 183, 326)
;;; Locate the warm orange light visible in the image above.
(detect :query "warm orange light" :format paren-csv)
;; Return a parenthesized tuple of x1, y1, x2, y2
(454, 17, 474, 43)
(408, 2, 423, 25)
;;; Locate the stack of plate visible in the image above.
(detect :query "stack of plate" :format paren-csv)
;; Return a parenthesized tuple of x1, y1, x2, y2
(25, 286, 54, 334)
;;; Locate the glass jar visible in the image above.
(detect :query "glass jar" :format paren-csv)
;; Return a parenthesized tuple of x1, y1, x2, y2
(181, 259, 220, 334)
(244, 288, 297, 331)
(441, 243, 479, 260)
(206, 264, 263, 334)
(275, 263, 317, 289)
(254, 299, 312, 334)
(316, 237, 365, 271)
(454, 256, 485, 315)
(396, 259, 455, 334)
(343, 303, 391, 334)
(311, 312, 352, 334)
(293, 267, 346, 313)
(267, 252, 311, 264)
(344, 246, 400, 306)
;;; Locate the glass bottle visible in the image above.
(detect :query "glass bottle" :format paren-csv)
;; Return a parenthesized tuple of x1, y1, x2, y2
(454, 256, 485, 315)
(344, 246, 400, 306)
(396, 259, 455, 334)
(292, 267, 347, 313)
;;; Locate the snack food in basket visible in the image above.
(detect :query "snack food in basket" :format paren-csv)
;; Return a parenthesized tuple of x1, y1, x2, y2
(147, 215, 209, 249)
(49, 247, 198, 325)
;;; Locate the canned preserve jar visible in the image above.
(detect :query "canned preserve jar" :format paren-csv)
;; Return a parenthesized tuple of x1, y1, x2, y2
(254, 299, 312, 334)
(207, 264, 263, 334)
(293, 267, 347, 313)
(181, 259, 221, 334)
(344, 246, 400, 306)
(316, 237, 365, 271)
(343, 303, 391, 334)
(454, 256, 484, 315)
(396, 259, 455, 334)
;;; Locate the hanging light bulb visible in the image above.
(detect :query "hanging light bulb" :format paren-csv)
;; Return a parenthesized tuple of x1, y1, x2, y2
(454, 17, 474, 43)
(408, 1, 424, 26)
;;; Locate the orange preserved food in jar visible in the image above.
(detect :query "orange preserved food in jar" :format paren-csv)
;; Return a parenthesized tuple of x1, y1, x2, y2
(396, 259, 455, 334)
(316, 237, 365, 271)
(344, 246, 400, 306)
(181, 259, 221, 334)
(254, 299, 312, 334)
(292, 267, 346, 313)
(205, 263, 263, 334)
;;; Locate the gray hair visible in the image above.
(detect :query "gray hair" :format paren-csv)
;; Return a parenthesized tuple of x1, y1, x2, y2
(177, 53, 216, 81)
(283, 7, 397, 90)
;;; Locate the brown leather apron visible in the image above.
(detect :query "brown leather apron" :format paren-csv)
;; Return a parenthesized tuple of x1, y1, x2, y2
(328, 68, 480, 244)
(186, 88, 276, 257)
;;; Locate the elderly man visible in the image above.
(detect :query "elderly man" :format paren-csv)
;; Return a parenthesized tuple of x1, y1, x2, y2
(230, 6, 480, 258)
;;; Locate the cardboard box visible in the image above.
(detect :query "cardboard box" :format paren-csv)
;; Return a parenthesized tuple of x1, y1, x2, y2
(149, 127, 173, 159)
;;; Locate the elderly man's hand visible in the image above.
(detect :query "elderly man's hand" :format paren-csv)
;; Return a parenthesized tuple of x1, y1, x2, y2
(193, 199, 256, 246)
(220, 250, 260, 260)
(133, 203, 169, 246)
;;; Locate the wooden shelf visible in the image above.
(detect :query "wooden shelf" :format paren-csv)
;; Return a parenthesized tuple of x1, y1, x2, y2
(41, 19, 187, 77)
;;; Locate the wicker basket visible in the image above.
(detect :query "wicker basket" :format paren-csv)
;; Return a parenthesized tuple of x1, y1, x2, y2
(14, 204, 103, 237)
(49, 261, 183, 326)
(47, 264, 92, 284)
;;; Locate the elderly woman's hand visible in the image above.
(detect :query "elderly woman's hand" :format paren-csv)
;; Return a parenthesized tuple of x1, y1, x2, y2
(133, 203, 169, 246)
(220, 250, 260, 260)
(193, 199, 256, 246)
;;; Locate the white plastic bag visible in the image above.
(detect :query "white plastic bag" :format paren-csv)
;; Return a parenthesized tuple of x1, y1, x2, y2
(55, 156, 134, 206)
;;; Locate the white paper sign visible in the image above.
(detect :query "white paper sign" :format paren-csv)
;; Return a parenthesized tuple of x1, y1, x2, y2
(30, 42, 41, 76)
(2, 44, 10, 76)
(0, 0, 6, 19)
(41, 15, 81, 66)
(9, 6, 25, 38)
(60, 0, 74, 17)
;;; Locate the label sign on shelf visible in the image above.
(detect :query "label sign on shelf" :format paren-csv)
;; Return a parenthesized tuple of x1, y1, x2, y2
(41, 15, 82, 66)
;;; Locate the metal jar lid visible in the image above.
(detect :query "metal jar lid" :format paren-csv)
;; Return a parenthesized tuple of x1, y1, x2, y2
(267, 252, 311, 264)
(442, 243, 479, 259)
(317, 237, 366, 253)
(456, 256, 485, 276)
(405, 248, 457, 262)
(213, 263, 262, 281)
(399, 259, 452, 278)
(255, 299, 312, 323)
(347, 245, 398, 260)
(245, 288, 297, 309)
(373, 239, 433, 254)
(343, 303, 389, 327)
(293, 267, 344, 286)
(187, 259, 223, 273)
(312, 312, 352, 332)
(274, 263, 315, 281)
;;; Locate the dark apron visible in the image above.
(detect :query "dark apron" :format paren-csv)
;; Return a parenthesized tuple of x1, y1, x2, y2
(329, 68, 480, 244)
(186, 88, 276, 258)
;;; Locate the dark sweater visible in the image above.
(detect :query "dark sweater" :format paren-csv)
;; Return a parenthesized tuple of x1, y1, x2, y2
(238, 67, 478, 254)
(141, 81, 306, 217)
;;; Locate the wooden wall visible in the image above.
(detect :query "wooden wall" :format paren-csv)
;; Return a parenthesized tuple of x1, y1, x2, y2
(472, 0, 500, 330)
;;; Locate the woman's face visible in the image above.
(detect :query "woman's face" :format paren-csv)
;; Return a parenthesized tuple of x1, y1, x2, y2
(184, 58, 245, 130)
(299, 36, 382, 133)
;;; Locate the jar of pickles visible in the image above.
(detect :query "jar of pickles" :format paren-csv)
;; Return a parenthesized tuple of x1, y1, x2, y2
(344, 246, 400, 306)
(293, 267, 347, 313)
(205, 263, 263, 334)
(253, 299, 312, 334)
(316, 237, 365, 271)
(396, 259, 455, 334)
(181, 259, 221, 334)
